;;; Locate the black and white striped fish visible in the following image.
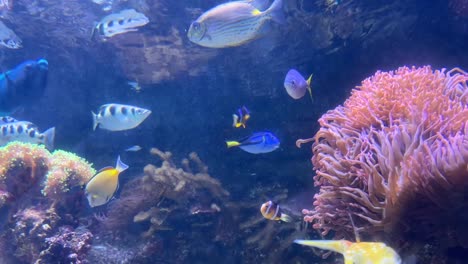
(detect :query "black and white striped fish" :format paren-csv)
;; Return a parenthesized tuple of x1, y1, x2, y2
(187, 0, 284, 48)
(92, 103, 151, 131)
(0, 116, 55, 150)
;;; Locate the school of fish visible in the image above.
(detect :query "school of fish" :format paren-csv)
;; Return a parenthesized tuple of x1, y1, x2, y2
(0, 1, 406, 262)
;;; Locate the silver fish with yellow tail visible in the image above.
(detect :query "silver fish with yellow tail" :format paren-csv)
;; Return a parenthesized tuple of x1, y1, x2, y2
(187, 0, 284, 48)
(85, 156, 129, 207)
(260, 200, 292, 222)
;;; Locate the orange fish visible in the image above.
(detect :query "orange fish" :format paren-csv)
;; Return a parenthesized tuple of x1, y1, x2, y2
(260, 201, 292, 222)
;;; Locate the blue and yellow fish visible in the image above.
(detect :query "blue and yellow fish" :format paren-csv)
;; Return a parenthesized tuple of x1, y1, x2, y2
(232, 106, 250, 128)
(226, 132, 280, 154)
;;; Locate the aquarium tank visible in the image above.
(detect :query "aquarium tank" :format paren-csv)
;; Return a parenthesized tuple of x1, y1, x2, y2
(0, 0, 466, 263)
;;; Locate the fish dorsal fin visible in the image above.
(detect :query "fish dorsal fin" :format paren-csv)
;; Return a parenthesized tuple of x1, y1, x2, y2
(97, 166, 115, 174)
(348, 212, 361, 243)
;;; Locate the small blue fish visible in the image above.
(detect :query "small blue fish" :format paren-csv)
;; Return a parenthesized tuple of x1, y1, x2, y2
(284, 69, 312, 100)
(226, 132, 280, 154)
(232, 105, 250, 128)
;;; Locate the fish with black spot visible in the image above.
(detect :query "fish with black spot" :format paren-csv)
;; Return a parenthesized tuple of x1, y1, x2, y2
(260, 200, 292, 222)
(92, 103, 151, 131)
(0, 116, 55, 150)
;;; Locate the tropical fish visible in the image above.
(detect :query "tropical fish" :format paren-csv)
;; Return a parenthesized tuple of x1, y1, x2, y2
(294, 214, 401, 264)
(0, 117, 55, 150)
(226, 132, 280, 154)
(85, 156, 129, 207)
(0, 21, 21, 49)
(92, 9, 149, 39)
(294, 240, 401, 264)
(187, 0, 284, 48)
(125, 145, 142, 152)
(91, 0, 113, 11)
(284, 69, 313, 100)
(260, 200, 292, 222)
(0, 59, 48, 114)
(232, 106, 250, 128)
(92, 103, 151, 131)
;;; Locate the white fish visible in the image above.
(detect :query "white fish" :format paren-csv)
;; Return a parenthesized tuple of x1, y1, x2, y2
(0, 21, 22, 49)
(92, 9, 149, 39)
(125, 145, 142, 152)
(187, 0, 284, 48)
(92, 103, 151, 131)
(0, 118, 55, 150)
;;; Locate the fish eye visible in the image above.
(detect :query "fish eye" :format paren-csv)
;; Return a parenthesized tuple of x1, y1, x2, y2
(192, 22, 201, 31)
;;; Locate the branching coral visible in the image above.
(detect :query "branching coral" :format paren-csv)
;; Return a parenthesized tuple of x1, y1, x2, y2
(100, 148, 229, 238)
(301, 66, 468, 247)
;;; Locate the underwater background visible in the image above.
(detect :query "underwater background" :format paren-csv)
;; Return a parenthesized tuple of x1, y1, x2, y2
(0, 0, 467, 263)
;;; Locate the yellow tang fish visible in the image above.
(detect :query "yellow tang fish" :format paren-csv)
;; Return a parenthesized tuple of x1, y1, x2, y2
(85, 156, 129, 207)
(187, 0, 284, 48)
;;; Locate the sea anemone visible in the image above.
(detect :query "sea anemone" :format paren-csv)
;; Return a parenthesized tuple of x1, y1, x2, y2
(301, 66, 468, 246)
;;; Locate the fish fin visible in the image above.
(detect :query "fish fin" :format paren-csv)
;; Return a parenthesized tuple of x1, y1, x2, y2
(42, 127, 55, 151)
(92, 111, 99, 131)
(293, 240, 348, 254)
(306, 74, 313, 102)
(280, 213, 292, 222)
(232, 114, 239, 127)
(226, 141, 241, 148)
(266, 0, 285, 24)
(115, 155, 129, 173)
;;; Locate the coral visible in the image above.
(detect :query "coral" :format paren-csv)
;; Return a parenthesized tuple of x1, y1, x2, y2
(99, 148, 229, 237)
(301, 66, 468, 249)
(37, 226, 93, 264)
(42, 150, 96, 200)
(0, 141, 95, 263)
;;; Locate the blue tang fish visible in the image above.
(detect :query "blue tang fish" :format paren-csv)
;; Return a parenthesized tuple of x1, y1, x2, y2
(0, 59, 48, 114)
(226, 132, 280, 154)
(284, 69, 312, 100)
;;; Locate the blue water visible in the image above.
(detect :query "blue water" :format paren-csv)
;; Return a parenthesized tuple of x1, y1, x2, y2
(0, 0, 467, 263)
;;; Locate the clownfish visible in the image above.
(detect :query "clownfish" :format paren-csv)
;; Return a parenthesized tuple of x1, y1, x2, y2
(260, 200, 292, 222)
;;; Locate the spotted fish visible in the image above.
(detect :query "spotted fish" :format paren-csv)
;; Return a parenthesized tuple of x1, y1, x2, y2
(92, 9, 149, 39)
(92, 103, 151, 131)
(0, 117, 55, 150)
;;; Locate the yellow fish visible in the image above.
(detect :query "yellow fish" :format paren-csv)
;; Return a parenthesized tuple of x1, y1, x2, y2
(294, 240, 401, 264)
(294, 214, 401, 264)
(85, 156, 129, 207)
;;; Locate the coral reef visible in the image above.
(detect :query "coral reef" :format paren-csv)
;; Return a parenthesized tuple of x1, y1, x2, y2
(99, 148, 229, 236)
(300, 66, 468, 255)
(0, 142, 95, 263)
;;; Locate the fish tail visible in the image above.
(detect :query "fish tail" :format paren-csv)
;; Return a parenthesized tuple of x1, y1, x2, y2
(115, 155, 129, 173)
(226, 141, 241, 148)
(280, 213, 292, 222)
(266, 0, 285, 24)
(307, 74, 313, 102)
(42, 127, 55, 151)
(92, 111, 99, 131)
(293, 240, 348, 255)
